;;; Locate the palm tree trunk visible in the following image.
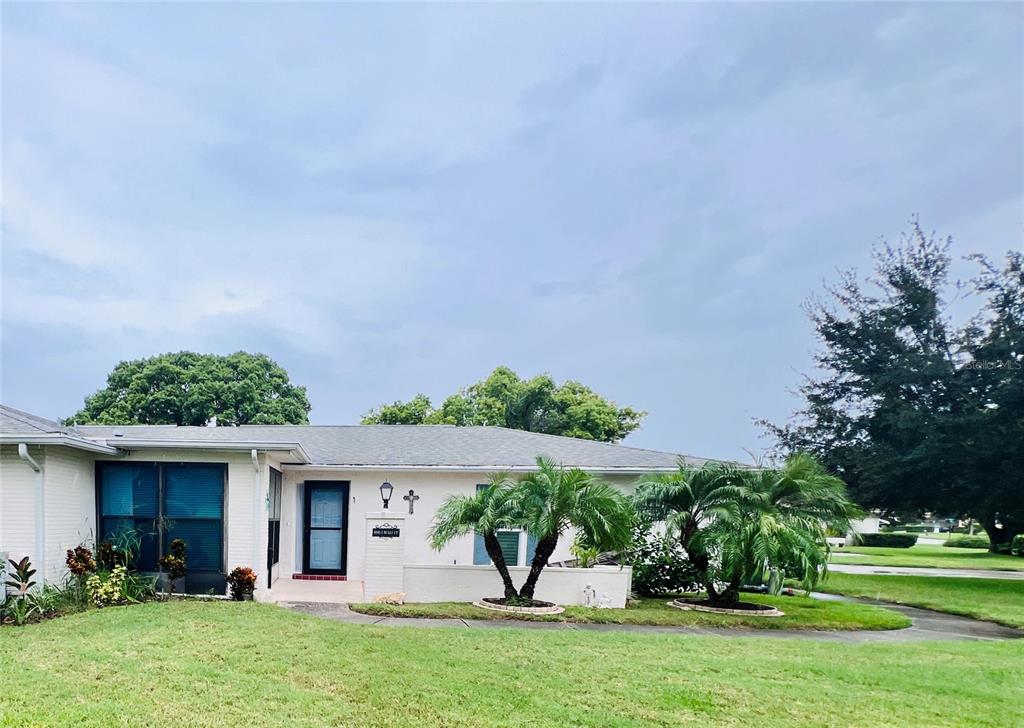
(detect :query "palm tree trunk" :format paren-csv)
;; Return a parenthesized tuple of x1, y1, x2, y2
(518, 533, 559, 600)
(682, 542, 722, 602)
(483, 532, 519, 599)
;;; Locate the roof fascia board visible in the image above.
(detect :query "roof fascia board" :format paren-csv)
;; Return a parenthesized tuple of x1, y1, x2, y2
(279, 463, 672, 474)
(104, 438, 311, 463)
(0, 434, 122, 455)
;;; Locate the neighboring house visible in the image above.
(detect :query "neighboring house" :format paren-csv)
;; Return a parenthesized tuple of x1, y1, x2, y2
(0, 404, 696, 600)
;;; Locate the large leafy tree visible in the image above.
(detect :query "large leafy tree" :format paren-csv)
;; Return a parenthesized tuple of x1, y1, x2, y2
(763, 221, 1024, 550)
(634, 454, 859, 607)
(69, 351, 311, 426)
(362, 366, 645, 443)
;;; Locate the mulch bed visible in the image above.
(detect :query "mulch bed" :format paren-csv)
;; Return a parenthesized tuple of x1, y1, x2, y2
(473, 597, 565, 615)
(669, 598, 784, 617)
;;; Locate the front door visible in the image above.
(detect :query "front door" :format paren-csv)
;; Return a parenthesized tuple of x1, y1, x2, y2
(303, 481, 349, 575)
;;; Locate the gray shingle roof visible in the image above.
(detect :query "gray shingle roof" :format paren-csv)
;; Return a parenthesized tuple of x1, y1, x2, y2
(0, 405, 69, 435)
(74, 423, 697, 470)
(1, 404, 699, 470)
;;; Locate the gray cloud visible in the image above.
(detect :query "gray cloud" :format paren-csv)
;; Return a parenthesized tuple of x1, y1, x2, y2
(2, 3, 1021, 460)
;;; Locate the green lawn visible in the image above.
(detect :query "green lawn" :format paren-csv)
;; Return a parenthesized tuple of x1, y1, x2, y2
(1, 601, 1021, 727)
(818, 573, 1024, 629)
(351, 594, 909, 631)
(831, 545, 1023, 571)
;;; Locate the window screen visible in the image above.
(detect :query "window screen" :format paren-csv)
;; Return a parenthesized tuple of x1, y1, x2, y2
(267, 468, 282, 569)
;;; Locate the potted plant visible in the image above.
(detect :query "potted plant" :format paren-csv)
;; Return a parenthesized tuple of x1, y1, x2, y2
(226, 566, 257, 601)
(158, 539, 187, 596)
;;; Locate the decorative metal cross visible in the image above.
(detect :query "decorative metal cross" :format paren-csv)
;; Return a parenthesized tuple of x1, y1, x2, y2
(403, 489, 419, 514)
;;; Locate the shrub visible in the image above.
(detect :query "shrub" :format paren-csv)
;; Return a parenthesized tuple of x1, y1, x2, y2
(158, 539, 187, 594)
(944, 535, 991, 549)
(1011, 534, 1024, 557)
(65, 545, 96, 576)
(854, 533, 918, 548)
(624, 521, 700, 596)
(227, 567, 257, 600)
(2, 556, 39, 626)
(86, 566, 130, 607)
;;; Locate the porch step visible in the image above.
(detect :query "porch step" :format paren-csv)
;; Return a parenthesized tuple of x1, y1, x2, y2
(291, 574, 348, 581)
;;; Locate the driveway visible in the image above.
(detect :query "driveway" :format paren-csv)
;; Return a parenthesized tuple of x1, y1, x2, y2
(828, 563, 1024, 580)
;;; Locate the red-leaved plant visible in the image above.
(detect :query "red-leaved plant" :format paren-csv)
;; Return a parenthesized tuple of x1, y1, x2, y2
(226, 566, 257, 601)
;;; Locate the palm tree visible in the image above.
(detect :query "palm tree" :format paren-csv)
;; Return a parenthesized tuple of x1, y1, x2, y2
(428, 473, 521, 599)
(739, 453, 862, 591)
(633, 458, 750, 603)
(634, 454, 860, 607)
(511, 457, 634, 600)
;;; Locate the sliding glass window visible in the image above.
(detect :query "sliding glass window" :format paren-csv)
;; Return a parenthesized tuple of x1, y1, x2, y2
(97, 462, 225, 574)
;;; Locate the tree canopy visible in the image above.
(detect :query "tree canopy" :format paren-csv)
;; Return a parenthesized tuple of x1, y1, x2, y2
(763, 221, 1024, 549)
(68, 351, 311, 426)
(361, 366, 646, 443)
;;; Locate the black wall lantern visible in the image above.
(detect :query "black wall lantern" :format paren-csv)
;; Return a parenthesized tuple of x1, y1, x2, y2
(379, 480, 394, 509)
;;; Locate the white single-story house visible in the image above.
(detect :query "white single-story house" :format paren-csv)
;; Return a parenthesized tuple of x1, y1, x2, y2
(1, 404, 699, 605)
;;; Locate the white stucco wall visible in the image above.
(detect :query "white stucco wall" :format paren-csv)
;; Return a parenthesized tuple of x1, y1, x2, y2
(42, 448, 96, 583)
(278, 469, 642, 584)
(0, 445, 97, 584)
(0, 444, 43, 571)
(402, 564, 633, 607)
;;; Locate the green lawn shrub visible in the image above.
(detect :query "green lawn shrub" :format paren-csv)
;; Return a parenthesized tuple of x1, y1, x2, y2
(855, 533, 917, 548)
(944, 535, 991, 549)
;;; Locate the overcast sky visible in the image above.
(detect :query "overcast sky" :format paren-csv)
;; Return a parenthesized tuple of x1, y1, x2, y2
(2, 3, 1021, 460)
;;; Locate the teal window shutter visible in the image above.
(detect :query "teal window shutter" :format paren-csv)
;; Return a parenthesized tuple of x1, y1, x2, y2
(496, 531, 520, 566)
(473, 533, 489, 565)
(473, 484, 489, 564)
(525, 533, 538, 565)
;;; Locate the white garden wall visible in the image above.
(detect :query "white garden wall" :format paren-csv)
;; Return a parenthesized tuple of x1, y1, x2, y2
(402, 564, 633, 608)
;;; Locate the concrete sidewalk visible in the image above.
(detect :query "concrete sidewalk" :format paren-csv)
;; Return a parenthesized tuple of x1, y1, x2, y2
(828, 563, 1024, 580)
(280, 599, 1023, 643)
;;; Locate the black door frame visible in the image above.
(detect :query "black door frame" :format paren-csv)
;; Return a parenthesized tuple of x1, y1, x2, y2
(302, 481, 350, 575)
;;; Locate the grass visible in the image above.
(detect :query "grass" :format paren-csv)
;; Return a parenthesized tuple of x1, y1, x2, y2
(1, 601, 1021, 727)
(818, 573, 1024, 629)
(831, 545, 1024, 571)
(351, 594, 909, 631)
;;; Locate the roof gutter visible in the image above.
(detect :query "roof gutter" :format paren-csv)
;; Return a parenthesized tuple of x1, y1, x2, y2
(99, 439, 311, 463)
(1, 434, 121, 455)
(279, 463, 676, 475)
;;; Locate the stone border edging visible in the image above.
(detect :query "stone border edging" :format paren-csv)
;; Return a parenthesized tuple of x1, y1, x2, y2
(472, 599, 565, 615)
(668, 599, 784, 617)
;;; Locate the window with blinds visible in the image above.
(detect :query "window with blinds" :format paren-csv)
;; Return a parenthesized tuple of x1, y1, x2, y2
(97, 462, 225, 574)
(472, 484, 538, 566)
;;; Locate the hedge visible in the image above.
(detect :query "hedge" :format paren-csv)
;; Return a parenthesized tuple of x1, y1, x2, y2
(854, 533, 918, 548)
(1012, 534, 1024, 557)
(943, 535, 991, 549)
